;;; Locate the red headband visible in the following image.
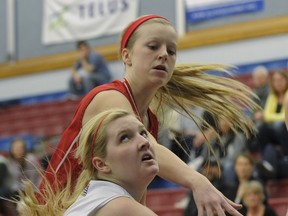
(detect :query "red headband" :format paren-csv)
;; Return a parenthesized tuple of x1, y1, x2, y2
(120, 14, 170, 52)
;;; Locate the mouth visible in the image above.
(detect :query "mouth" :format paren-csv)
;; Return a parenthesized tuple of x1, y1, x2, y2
(141, 152, 154, 161)
(153, 65, 167, 72)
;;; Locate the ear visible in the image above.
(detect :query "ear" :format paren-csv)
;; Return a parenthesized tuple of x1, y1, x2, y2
(92, 157, 111, 174)
(121, 48, 132, 66)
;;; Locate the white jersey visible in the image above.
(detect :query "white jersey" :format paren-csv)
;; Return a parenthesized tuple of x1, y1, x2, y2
(64, 180, 133, 216)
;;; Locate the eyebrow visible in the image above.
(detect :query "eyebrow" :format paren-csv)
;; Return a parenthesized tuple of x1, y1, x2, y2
(147, 37, 177, 46)
(117, 124, 145, 135)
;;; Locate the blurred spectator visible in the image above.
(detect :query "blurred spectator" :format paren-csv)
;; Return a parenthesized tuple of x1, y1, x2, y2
(251, 65, 270, 125)
(254, 70, 288, 179)
(285, 93, 288, 129)
(242, 180, 278, 216)
(252, 65, 270, 109)
(168, 107, 206, 163)
(39, 136, 57, 170)
(172, 110, 218, 166)
(226, 152, 268, 215)
(69, 40, 111, 97)
(0, 154, 18, 216)
(257, 70, 288, 153)
(247, 66, 270, 152)
(8, 138, 41, 193)
(196, 117, 248, 182)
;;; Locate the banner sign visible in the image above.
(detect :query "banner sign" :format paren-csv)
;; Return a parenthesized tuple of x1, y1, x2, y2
(185, 0, 264, 23)
(42, 0, 139, 45)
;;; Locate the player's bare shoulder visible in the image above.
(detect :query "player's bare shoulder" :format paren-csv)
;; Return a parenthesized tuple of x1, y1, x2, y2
(83, 90, 133, 125)
(95, 197, 157, 216)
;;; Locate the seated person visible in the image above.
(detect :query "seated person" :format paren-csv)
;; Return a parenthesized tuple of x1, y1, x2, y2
(255, 70, 288, 179)
(0, 154, 18, 216)
(195, 117, 248, 181)
(18, 109, 159, 215)
(226, 152, 268, 215)
(69, 40, 111, 97)
(251, 65, 270, 125)
(242, 180, 278, 216)
(8, 138, 41, 192)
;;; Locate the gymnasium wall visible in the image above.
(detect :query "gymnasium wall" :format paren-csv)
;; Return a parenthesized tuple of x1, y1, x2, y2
(0, 0, 287, 102)
(1, 0, 287, 62)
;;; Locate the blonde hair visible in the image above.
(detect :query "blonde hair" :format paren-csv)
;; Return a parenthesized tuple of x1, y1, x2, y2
(156, 63, 258, 137)
(242, 180, 265, 203)
(18, 109, 133, 216)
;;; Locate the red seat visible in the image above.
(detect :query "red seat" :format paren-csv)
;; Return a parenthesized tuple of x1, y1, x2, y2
(268, 197, 288, 216)
(146, 188, 188, 215)
(0, 99, 79, 137)
(147, 188, 187, 207)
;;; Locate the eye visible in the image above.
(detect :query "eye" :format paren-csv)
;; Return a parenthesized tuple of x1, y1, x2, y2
(148, 44, 158, 51)
(140, 129, 148, 138)
(120, 134, 129, 143)
(167, 48, 176, 56)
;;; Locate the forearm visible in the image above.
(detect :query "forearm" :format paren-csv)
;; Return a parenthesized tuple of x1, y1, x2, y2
(155, 143, 205, 190)
(81, 59, 94, 73)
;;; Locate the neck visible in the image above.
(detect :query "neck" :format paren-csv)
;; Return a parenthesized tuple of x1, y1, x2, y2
(124, 77, 158, 119)
(247, 204, 264, 216)
(239, 177, 249, 184)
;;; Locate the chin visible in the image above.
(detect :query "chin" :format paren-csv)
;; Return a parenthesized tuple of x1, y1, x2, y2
(150, 165, 160, 176)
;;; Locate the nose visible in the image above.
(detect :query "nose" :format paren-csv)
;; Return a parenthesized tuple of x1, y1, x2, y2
(137, 134, 151, 150)
(157, 47, 168, 61)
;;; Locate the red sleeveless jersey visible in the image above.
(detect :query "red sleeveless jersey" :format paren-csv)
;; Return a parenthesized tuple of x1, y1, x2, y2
(39, 80, 159, 195)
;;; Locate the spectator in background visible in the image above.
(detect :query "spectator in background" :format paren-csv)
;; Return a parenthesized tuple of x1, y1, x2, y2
(226, 152, 269, 215)
(8, 138, 41, 193)
(69, 40, 111, 97)
(242, 180, 278, 216)
(196, 117, 248, 182)
(40, 136, 57, 171)
(285, 93, 288, 129)
(167, 107, 205, 164)
(247, 66, 270, 153)
(258, 70, 288, 153)
(251, 65, 270, 125)
(254, 70, 288, 179)
(0, 154, 18, 216)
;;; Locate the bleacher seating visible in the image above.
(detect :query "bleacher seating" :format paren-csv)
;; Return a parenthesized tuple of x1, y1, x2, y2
(269, 197, 288, 216)
(0, 98, 81, 152)
(146, 188, 188, 216)
(146, 185, 288, 216)
(0, 98, 80, 137)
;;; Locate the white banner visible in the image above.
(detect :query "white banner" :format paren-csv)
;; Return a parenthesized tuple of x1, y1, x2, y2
(42, 0, 139, 45)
